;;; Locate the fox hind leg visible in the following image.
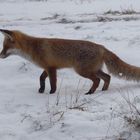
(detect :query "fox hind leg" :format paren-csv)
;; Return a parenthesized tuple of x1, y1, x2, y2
(96, 70, 111, 91)
(76, 69, 101, 94)
(85, 75, 100, 95)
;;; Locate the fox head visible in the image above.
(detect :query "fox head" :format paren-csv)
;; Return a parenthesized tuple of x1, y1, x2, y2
(0, 29, 22, 59)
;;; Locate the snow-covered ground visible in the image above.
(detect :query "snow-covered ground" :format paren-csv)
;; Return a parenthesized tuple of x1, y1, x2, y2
(0, 0, 140, 140)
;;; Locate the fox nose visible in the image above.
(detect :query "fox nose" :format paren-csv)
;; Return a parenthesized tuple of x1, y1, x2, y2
(0, 53, 6, 58)
(0, 55, 6, 58)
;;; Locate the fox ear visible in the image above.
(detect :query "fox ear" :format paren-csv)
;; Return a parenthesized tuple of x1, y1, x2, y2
(0, 29, 14, 41)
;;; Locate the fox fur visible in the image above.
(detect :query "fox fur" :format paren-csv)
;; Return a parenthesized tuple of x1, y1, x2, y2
(0, 29, 140, 94)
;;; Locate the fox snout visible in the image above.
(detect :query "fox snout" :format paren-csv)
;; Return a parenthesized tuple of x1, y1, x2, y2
(0, 49, 8, 58)
(0, 29, 15, 59)
(0, 47, 14, 59)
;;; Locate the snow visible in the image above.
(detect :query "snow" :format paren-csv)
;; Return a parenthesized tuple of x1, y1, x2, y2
(0, 0, 140, 140)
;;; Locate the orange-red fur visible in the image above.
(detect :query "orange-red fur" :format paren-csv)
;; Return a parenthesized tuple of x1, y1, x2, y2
(0, 29, 140, 94)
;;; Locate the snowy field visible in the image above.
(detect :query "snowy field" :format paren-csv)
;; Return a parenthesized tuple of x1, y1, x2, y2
(0, 0, 140, 140)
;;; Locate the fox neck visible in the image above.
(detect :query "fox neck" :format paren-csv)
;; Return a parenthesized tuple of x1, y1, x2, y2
(10, 37, 42, 64)
(8, 47, 33, 64)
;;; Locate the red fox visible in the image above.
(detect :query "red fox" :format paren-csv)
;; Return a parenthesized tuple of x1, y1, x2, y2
(0, 29, 140, 94)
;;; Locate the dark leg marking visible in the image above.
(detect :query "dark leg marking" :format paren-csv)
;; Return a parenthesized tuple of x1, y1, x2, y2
(39, 70, 48, 93)
(48, 67, 57, 94)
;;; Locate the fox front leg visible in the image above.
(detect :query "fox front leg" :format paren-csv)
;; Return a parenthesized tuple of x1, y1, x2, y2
(39, 68, 57, 94)
(48, 67, 57, 94)
(39, 70, 48, 93)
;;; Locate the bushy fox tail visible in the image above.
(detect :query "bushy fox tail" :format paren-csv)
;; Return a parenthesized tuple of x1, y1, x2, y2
(104, 49, 140, 81)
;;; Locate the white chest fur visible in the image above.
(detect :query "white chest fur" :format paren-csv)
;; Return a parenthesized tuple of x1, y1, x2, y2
(7, 48, 34, 63)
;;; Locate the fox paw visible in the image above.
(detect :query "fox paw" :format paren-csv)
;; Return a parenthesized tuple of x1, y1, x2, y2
(38, 88, 45, 93)
(85, 90, 95, 95)
(50, 89, 56, 94)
